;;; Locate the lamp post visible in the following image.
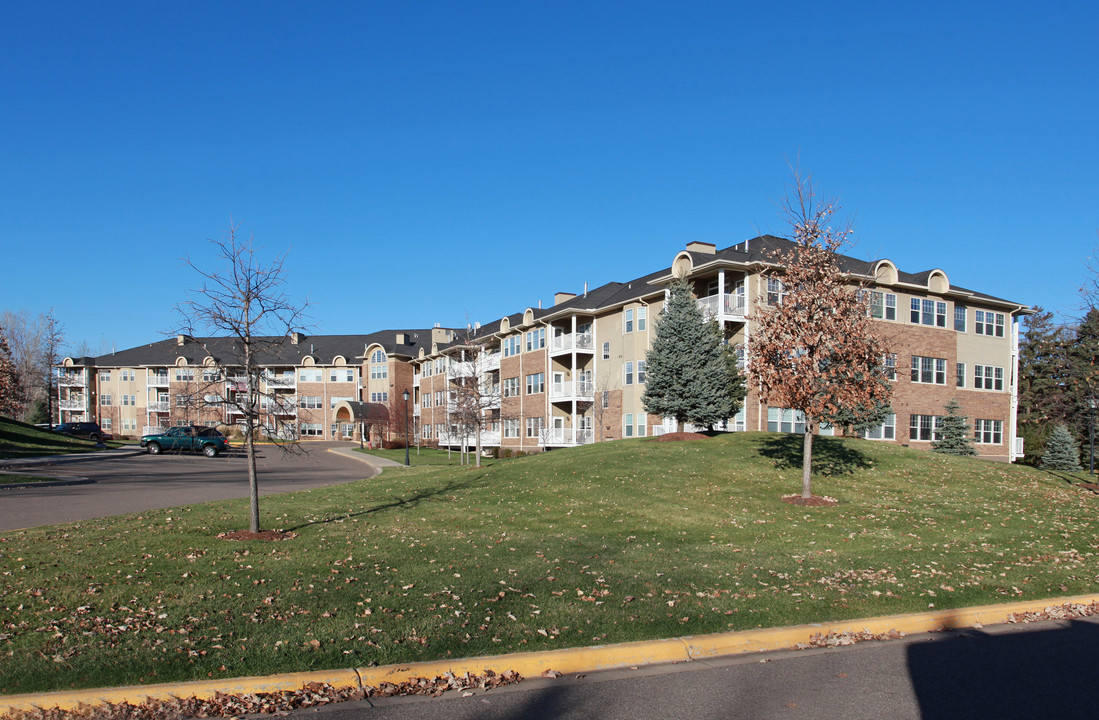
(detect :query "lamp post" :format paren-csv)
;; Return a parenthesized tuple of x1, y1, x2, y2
(1089, 397, 1096, 476)
(403, 389, 411, 467)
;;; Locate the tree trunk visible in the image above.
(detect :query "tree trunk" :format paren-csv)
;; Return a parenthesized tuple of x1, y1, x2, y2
(475, 425, 482, 468)
(802, 418, 814, 499)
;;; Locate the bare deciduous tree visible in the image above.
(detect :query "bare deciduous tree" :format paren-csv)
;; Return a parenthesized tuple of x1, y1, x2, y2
(447, 338, 502, 467)
(750, 170, 892, 499)
(177, 221, 309, 533)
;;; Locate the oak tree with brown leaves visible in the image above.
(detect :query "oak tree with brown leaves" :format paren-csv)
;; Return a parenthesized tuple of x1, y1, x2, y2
(0, 326, 25, 417)
(750, 171, 892, 499)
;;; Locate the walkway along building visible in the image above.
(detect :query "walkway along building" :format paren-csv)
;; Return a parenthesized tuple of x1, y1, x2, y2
(59, 235, 1030, 461)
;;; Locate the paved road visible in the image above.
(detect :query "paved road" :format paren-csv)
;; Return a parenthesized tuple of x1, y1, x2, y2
(277, 616, 1099, 720)
(0, 443, 388, 532)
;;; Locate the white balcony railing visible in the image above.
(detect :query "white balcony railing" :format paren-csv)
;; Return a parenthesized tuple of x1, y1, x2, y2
(59, 399, 86, 411)
(58, 374, 86, 387)
(147, 373, 170, 387)
(541, 427, 595, 446)
(413, 372, 421, 387)
(147, 401, 170, 413)
(413, 403, 422, 416)
(263, 375, 296, 388)
(143, 425, 167, 436)
(550, 332, 594, 354)
(697, 293, 747, 320)
(550, 380, 594, 400)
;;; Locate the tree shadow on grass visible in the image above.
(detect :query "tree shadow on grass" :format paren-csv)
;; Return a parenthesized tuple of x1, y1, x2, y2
(284, 475, 486, 531)
(758, 434, 873, 477)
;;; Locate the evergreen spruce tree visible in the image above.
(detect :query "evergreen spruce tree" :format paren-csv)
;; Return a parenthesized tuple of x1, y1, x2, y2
(1040, 424, 1082, 471)
(931, 399, 977, 456)
(1017, 308, 1070, 463)
(642, 276, 745, 428)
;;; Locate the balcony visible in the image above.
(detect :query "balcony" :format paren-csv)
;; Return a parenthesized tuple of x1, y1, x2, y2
(413, 403, 421, 416)
(549, 332, 594, 355)
(263, 375, 296, 389)
(58, 374, 86, 387)
(147, 373, 170, 387)
(481, 351, 501, 371)
(697, 293, 747, 321)
(59, 398, 86, 411)
(541, 427, 595, 446)
(143, 425, 167, 436)
(550, 380, 594, 401)
(147, 401, 170, 413)
(413, 372, 421, 388)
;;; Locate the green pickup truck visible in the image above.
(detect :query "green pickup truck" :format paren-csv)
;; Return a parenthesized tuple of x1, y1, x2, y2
(140, 425, 229, 457)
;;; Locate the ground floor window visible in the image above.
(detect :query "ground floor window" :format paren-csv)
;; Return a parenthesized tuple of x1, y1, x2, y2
(767, 407, 806, 434)
(862, 414, 896, 440)
(300, 423, 323, 437)
(909, 414, 943, 442)
(504, 419, 520, 438)
(974, 419, 1003, 444)
(526, 417, 543, 438)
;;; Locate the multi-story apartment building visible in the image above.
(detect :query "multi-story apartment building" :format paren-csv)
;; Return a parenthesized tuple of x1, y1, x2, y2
(412, 235, 1029, 461)
(59, 235, 1029, 460)
(58, 328, 455, 443)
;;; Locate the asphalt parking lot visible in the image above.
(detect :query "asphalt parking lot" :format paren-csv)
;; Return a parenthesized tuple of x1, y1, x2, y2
(0, 442, 383, 532)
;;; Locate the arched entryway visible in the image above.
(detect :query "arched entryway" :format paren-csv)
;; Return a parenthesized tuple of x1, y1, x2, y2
(332, 400, 389, 447)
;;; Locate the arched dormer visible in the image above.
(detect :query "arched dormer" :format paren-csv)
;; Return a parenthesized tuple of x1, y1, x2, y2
(927, 269, 950, 294)
(417, 347, 425, 360)
(500, 316, 511, 334)
(874, 260, 898, 285)
(300, 355, 316, 366)
(365, 343, 386, 365)
(522, 308, 535, 326)
(62, 357, 76, 367)
(333, 355, 347, 367)
(203, 356, 217, 367)
(174, 356, 189, 367)
(672, 251, 693, 279)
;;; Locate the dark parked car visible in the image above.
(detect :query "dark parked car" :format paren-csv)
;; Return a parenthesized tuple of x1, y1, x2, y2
(141, 426, 228, 457)
(52, 422, 110, 442)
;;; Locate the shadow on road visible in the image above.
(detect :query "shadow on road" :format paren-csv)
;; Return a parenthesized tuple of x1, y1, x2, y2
(907, 619, 1099, 719)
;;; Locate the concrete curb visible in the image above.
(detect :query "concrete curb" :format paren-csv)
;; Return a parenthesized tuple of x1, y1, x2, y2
(0, 446, 145, 469)
(3, 593, 1097, 714)
(0, 475, 94, 490)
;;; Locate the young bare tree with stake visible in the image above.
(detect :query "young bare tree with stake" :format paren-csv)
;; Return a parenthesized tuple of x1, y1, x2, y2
(177, 221, 309, 533)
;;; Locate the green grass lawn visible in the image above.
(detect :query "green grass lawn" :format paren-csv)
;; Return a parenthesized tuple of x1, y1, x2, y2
(0, 473, 61, 484)
(0, 417, 106, 459)
(358, 446, 500, 467)
(1, 432, 1098, 695)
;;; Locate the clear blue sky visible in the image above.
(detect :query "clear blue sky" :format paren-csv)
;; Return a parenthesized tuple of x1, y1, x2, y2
(2, 1, 1096, 353)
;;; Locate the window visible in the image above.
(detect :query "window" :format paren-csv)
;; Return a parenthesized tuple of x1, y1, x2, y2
(601, 390, 609, 409)
(174, 368, 194, 382)
(330, 368, 355, 382)
(421, 362, 432, 378)
(300, 423, 323, 437)
(525, 328, 545, 352)
(504, 419, 520, 438)
(126, 394, 136, 406)
(975, 310, 1006, 337)
(870, 292, 897, 320)
(202, 369, 221, 382)
(100, 394, 112, 406)
(636, 413, 646, 437)
(974, 419, 1003, 444)
(99, 371, 111, 382)
(909, 414, 943, 441)
(602, 342, 611, 360)
(502, 377, 521, 397)
(434, 390, 443, 406)
(370, 363, 388, 380)
(637, 360, 647, 384)
(122, 369, 135, 382)
(883, 353, 897, 381)
(299, 396, 323, 409)
(954, 305, 967, 332)
(526, 373, 545, 395)
(100, 417, 113, 431)
(299, 368, 323, 382)
(624, 413, 634, 437)
(956, 362, 966, 388)
(974, 365, 1004, 391)
(370, 391, 389, 403)
(910, 298, 947, 327)
(330, 396, 353, 408)
(123, 418, 136, 431)
(624, 361, 634, 385)
(421, 393, 431, 408)
(766, 277, 785, 305)
(526, 417, 543, 438)
(422, 424, 432, 439)
(370, 350, 386, 364)
(911, 356, 946, 385)
(176, 394, 192, 407)
(624, 309, 634, 333)
(862, 413, 896, 440)
(637, 307, 647, 331)
(767, 408, 806, 434)
(503, 336, 522, 357)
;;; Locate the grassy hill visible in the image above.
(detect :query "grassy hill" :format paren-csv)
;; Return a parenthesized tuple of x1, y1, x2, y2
(1, 432, 1097, 694)
(0, 416, 101, 459)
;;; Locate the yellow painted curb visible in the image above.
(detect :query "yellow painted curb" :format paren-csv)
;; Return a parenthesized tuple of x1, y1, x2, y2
(3, 594, 1098, 714)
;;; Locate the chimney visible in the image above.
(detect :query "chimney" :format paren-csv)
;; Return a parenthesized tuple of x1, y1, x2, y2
(554, 291, 577, 306)
(395, 332, 407, 345)
(431, 326, 450, 344)
(176, 334, 186, 346)
(290, 331, 303, 345)
(686, 241, 716, 255)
